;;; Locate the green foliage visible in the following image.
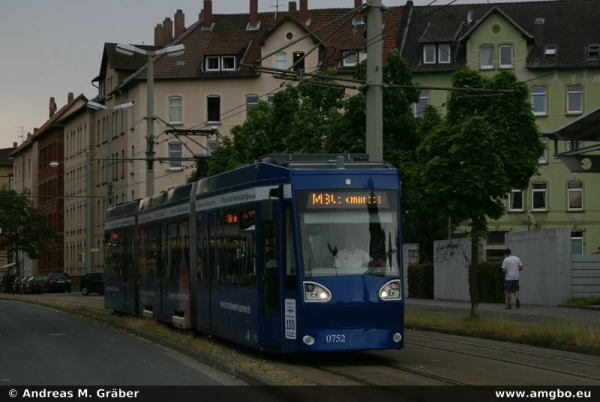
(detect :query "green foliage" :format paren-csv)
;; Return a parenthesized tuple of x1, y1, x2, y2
(407, 263, 434, 299)
(412, 69, 544, 236)
(0, 187, 57, 276)
(206, 49, 420, 175)
(477, 262, 505, 303)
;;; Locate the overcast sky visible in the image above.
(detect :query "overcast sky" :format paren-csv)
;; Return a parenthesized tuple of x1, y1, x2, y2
(0, 0, 551, 149)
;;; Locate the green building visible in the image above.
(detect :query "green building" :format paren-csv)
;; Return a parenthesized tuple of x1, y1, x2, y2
(398, 0, 600, 258)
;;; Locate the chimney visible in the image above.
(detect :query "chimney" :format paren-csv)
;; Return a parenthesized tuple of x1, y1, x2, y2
(154, 23, 165, 47)
(202, 0, 213, 28)
(289, 1, 297, 12)
(49, 97, 56, 119)
(355, 0, 363, 22)
(67, 92, 73, 103)
(163, 17, 173, 45)
(174, 9, 185, 38)
(299, 0, 308, 24)
(249, 0, 258, 26)
(13, 142, 17, 148)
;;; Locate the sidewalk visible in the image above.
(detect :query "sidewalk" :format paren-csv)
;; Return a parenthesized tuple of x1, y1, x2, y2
(405, 298, 600, 329)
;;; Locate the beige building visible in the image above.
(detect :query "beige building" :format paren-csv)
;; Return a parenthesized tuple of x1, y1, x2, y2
(82, 0, 401, 272)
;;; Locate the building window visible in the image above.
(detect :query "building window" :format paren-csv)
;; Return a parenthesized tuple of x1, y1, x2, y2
(222, 56, 236, 70)
(509, 189, 524, 211)
(207, 141, 218, 156)
(438, 43, 451, 64)
(532, 182, 547, 211)
(567, 141, 583, 152)
(481, 45, 494, 69)
(343, 50, 367, 67)
(169, 143, 182, 169)
(246, 94, 259, 114)
(499, 45, 513, 68)
(423, 44, 436, 64)
(206, 56, 220, 71)
(292, 51, 305, 71)
(414, 90, 429, 116)
(487, 231, 507, 245)
(568, 181, 583, 210)
(539, 137, 547, 164)
(567, 85, 582, 114)
(207, 96, 220, 122)
(275, 52, 287, 70)
(532, 87, 547, 115)
(571, 230, 583, 255)
(168, 96, 182, 124)
(587, 44, 600, 59)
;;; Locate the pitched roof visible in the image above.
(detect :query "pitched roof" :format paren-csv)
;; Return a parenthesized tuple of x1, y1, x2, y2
(113, 5, 403, 91)
(400, 0, 600, 73)
(9, 94, 87, 157)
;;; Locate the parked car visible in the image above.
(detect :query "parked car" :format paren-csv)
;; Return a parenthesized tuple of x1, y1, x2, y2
(80, 272, 105, 296)
(11, 276, 26, 294)
(44, 272, 72, 293)
(23, 275, 45, 295)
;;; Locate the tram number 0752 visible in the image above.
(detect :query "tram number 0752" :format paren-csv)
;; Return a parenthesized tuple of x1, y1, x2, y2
(326, 334, 346, 343)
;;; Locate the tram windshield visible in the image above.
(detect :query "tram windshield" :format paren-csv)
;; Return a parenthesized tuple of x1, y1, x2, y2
(296, 189, 399, 278)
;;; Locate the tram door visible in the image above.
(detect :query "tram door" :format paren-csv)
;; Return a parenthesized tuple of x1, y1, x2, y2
(199, 212, 217, 332)
(260, 202, 282, 349)
(157, 223, 167, 320)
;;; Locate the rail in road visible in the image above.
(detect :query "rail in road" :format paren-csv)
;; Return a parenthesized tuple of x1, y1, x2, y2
(5, 292, 600, 387)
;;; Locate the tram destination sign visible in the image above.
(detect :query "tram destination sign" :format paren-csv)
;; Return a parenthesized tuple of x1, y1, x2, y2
(306, 190, 390, 209)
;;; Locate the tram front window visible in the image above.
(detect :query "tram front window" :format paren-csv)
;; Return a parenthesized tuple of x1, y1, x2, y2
(297, 190, 399, 278)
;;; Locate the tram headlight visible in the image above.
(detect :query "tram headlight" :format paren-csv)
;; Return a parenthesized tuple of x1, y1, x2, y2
(304, 281, 331, 302)
(379, 280, 402, 301)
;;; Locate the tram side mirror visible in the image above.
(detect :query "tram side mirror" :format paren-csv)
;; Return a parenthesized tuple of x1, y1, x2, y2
(261, 200, 274, 222)
(269, 185, 284, 200)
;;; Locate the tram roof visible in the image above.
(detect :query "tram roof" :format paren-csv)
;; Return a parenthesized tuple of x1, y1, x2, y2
(105, 199, 139, 221)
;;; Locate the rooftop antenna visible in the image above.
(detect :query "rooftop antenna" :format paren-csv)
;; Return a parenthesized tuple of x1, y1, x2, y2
(269, 0, 286, 19)
(17, 126, 25, 142)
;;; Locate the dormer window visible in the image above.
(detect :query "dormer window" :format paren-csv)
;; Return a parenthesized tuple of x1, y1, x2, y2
(423, 43, 451, 64)
(222, 56, 236, 71)
(206, 56, 220, 71)
(205, 56, 237, 72)
(343, 50, 367, 67)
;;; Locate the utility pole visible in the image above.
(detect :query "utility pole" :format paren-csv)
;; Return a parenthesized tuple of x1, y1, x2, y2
(85, 152, 92, 274)
(365, 0, 384, 162)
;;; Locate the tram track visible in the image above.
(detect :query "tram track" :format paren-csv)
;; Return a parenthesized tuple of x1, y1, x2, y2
(13, 294, 600, 386)
(405, 333, 600, 383)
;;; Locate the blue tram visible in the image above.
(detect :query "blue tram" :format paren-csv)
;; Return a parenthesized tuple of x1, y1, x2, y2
(104, 154, 404, 353)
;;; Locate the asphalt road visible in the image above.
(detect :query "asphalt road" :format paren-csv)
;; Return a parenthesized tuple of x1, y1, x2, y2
(0, 300, 245, 386)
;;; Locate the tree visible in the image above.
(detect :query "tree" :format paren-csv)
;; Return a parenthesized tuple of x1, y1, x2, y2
(411, 70, 544, 318)
(206, 49, 421, 174)
(0, 187, 57, 277)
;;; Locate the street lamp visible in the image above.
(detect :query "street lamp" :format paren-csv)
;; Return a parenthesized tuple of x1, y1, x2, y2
(87, 101, 134, 206)
(115, 43, 185, 197)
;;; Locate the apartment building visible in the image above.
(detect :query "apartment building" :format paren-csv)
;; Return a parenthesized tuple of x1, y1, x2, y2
(399, 0, 600, 257)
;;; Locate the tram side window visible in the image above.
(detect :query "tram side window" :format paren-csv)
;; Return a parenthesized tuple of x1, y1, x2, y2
(197, 216, 204, 281)
(285, 206, 298, 291)
(141, 226, 157, 280)
(240, 209, 256, 288)
(263, 217, 279, 316)
(168, 222, 180, 280)
(219, 209, 239, 284)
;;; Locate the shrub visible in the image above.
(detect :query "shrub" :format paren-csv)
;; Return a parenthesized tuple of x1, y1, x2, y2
(407, 263, 434, 299)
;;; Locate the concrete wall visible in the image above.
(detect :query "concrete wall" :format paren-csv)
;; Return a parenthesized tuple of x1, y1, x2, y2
(433, 237, 472, 302)
(505, 228, 572, 306)
(431, 229, 597, 306)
